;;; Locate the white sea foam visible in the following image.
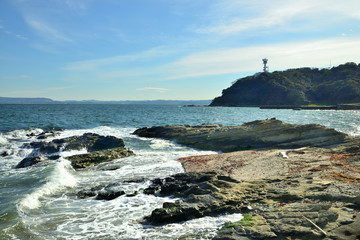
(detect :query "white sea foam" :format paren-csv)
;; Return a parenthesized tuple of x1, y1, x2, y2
(5, 128, 43, 140)
(150, 139, 176, 149)
(0, 134, 8, 145)
(18, 159, 77, 210)
(58, 126, 136, 140)
(11, 126, 236, 239)
(59, 148, 88, 158)
(142, 213, 244, 239)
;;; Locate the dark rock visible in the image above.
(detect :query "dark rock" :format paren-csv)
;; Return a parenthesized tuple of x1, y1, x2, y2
(47, 155, 61, 160)
(26, 132, 36, 138)
(77, 184, 126, 200)
(1, 151, 9, 157)
(77, 189, 98, 199)
(62, 133, 125, 152)
(24, 133, 126, 155)
(66, 147, 134, 169)
(143, 172, 243, 225)
(147, 201, 203, 225)
(134, 119, 351, 152)
(95, 190, 125, 200)
(19, 133, 134, 169)
(36, 131, 58, 139)
(15, 157, 42, 168)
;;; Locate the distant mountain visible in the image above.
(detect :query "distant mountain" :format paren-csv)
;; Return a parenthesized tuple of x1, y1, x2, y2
(0, 97, 211, 105)
(210, 62, 360, 106)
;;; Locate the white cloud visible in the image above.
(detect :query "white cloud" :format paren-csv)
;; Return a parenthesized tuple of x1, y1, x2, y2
(63, 46, 171, 71)
(62, 36, 360, 83)
(159, 36, 360, 80)
(196, 0, 360, 35)
(137, 87, 169, 93)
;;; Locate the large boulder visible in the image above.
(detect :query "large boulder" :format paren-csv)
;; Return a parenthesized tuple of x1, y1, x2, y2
(143, 172, 245, 225)
(66, 147, 134, 169)
(134, 119, 351, 152)
(15, 156, 43, 168)
(17, 133, 134, 169)
(24, 133, 126, 155)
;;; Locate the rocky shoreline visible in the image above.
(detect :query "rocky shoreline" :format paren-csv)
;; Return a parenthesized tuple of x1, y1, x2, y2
(134, 119, 360, 239)
(14, 119, 360, 239)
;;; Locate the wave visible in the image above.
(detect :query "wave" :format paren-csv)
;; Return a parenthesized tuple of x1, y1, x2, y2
(18, 159, 77, 211)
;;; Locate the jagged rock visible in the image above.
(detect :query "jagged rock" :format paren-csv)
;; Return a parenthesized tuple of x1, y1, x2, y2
(36, 131, 59, 139)
(134, 119, 351, 152)
(95, 190, 126, 200)
(62, 133, 126, 152)
(1, 151, 9, 157)
(142, 171, 360, 239)
(15, 156, 42, 168)
(77, 184, 127, 200)
(144, 172, 246, 225)
(66, 147, 134, 169)
(19, 133, 134, 169)
(23, 133, 126, 155)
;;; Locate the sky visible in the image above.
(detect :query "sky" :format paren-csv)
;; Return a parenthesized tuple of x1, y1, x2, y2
(0, 0, 359, 101)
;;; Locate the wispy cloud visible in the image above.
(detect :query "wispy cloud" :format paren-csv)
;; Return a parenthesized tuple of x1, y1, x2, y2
(62, 36, 360, 83)
(196, 0, 360, 35)
(159, 36, 360, 80)
(25, 18, 72, 42)
(137, 87, 169, 93)
(1, 24, 28, 40)
(63, 46, 175, 71)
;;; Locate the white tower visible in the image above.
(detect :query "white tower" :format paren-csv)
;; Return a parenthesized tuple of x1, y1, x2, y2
(262, 58, 269, 72)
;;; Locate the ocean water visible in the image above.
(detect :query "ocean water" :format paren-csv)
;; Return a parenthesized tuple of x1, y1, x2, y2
(0, 104, 359, 240)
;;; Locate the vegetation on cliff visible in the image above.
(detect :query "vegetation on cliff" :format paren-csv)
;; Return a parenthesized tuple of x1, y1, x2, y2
(210, 62, 360, 106)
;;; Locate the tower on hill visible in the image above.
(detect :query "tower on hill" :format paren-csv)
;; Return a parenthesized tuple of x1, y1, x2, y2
(262, 58, 269, 72)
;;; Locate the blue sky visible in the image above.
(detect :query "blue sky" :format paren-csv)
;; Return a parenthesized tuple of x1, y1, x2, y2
(0, 0, 359, 101)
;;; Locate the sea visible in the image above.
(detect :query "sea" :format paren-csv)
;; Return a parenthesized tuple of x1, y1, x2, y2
(1, 104, 359, 240)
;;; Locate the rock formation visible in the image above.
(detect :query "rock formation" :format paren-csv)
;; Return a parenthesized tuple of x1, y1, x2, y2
(134, 119, 353, 152)
(134, 119, 360, 239)
(17, 133, 134, 169)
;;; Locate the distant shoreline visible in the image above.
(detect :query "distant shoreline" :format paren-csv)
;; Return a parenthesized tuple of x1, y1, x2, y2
(0, 97, 211, 105)
(259, 104, 360, 110)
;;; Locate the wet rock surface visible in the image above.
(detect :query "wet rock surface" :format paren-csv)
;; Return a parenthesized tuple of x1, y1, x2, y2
(143, 171, 360, 239)
(76, 182, 139, 200)
(67, 147, 134, 169)
(143, 172, 244, 225)
(15, 156, 43, 168)
(133, 119, 353, 152)
(17, 132, 134, 169)
(135, 119, 360, 239)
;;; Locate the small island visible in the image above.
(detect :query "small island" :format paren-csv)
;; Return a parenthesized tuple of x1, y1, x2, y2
(210, 62, 360, 110)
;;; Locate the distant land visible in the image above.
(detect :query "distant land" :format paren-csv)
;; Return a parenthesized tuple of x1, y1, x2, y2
(0, 97, 211, 105)
(210, 62, 360, 108)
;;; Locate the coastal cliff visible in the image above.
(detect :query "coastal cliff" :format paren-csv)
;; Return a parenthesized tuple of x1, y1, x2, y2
(134, 120, 360, 239)
(210, 62, 360, 107)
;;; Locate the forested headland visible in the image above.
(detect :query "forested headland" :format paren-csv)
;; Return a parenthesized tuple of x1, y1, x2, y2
(210, 62, 360, 107)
